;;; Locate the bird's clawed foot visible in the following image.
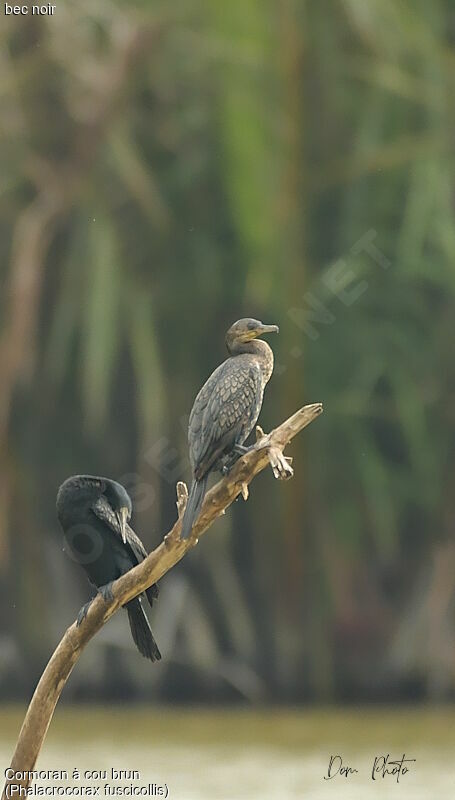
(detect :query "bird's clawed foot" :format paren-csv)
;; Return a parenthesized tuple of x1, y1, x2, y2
(221, 459, 235, 476)
(76, 583, 114, 626)
(221, 445, 254, 475)
(76, 600, 93, 627)
(99, 581, 114, 603)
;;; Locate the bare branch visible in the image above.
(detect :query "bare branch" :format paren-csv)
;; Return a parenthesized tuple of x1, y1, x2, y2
(2, 402, 322, 799)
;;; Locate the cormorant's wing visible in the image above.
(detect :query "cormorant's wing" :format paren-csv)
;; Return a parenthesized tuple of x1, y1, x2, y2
(189, 357, 264, 478)
(188, 361, 226, 468)
(91, 496, 159, 604)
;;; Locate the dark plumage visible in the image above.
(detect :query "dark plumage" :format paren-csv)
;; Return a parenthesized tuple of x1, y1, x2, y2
(181, 318, 279, 540)
(56, 475, 161, 661)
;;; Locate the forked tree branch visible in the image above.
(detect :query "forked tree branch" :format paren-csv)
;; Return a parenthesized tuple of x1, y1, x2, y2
(2, 402, 322, 799)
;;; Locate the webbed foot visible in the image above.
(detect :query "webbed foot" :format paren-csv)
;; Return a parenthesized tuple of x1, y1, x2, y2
(221, 445, 254, 475)
(77, 600, 93, 627)
(233, 444, 250, 456)
(99, 581, 114, 603)
(221, 456, 237, 475)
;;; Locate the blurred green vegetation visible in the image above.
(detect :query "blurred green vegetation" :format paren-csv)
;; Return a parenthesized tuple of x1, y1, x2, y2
(0, 0, 454, 703)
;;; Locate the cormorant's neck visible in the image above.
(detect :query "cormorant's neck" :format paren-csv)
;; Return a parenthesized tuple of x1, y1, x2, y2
(227, 339, 274, 381)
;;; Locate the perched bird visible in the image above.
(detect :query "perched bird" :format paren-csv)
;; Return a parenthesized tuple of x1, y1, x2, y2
(181, 318, 279, 540)
(56, 475, 161, 661)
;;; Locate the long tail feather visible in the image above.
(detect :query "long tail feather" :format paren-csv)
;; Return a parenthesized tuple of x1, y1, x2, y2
(180, 476, 208, 540)
(126, 597, 161, 661)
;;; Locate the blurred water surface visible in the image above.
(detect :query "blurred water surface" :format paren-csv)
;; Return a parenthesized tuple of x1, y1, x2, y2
(1, 708, 454, 799)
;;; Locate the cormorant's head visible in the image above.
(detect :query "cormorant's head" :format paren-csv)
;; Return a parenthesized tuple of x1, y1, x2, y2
(102, 479, 132, 544)
(57, 475, 132, 544)
(226, 318, 279, 349)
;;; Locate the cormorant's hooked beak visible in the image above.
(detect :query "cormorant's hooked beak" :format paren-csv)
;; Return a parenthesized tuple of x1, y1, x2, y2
(256, 323, 279, 336)
(116, 507, 129, 544)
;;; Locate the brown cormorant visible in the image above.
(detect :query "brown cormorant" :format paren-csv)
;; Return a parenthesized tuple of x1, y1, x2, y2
(181, 318, 279, 540)
(56, 475, 161, 661)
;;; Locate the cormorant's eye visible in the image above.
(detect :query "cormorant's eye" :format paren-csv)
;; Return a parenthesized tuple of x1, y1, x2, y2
(247, 321, 257, 330)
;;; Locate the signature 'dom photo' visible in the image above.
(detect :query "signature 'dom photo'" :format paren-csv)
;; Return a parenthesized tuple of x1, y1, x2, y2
(1, 2, 454, 799)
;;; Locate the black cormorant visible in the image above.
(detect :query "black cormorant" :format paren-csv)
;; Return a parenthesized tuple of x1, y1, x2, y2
(56, 475, 161, 661)
(181, 318, 279, 540)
